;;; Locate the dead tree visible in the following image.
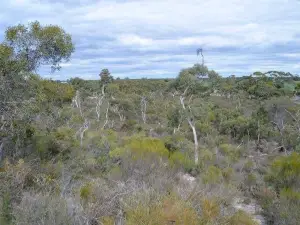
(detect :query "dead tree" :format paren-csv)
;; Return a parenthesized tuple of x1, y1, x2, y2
(270, 105, 288, 153)
(96, 95, 104, 122)
(141, 96, 147, 124)
(72, 90, 83, 118)
(102, 101, 110, 129)
(115, 208, 125, 225)
(0, 142, 3, 162)
(285, 108, 300, 134)
(179, 89, 199, 165)
(111, 104, 126, 122)
(76, 120, 90, 147)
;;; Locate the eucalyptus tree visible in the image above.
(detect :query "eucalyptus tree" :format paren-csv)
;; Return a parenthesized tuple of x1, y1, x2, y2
(0, 21, 75, 160)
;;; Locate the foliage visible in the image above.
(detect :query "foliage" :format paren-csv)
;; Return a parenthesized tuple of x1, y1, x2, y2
(38, 79, 75, 104)
(99, 68, 114, 85)
(227, 210, 258, 225)
(2, 20, 300, 225)
(110, 136, 169, 160)
(266, 152, 300, 190)
(125, 194, 200, 225)
(4, 21, 74, 72)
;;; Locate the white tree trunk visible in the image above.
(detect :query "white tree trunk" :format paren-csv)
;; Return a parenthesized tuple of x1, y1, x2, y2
(180, 95, 199, 164)
(72, 90, 83, 117)
(141, 96, 147, 124)
(188, 119, 199, 165)
(96, 95, 104, 121)
(76, 120, 89, 147)
(0, 142, 3, 162)
(102, 101, 110, 129)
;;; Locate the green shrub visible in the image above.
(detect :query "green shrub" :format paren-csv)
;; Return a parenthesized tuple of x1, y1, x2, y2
(219, 144, 241, 162)
(0, 192, 13, 224)
(226, 210, 258, 225)
(39, 80, 75, 104)
(80, 183, 93, 200)
(125, 195, 200, 225)
(113, 136, 169, 160)
(169, 151, 194, 171)
(266, 152, 300, 190)
(200, 198, 220, 223)
(120, 119, 137, 131)
(202, 166, 222, 184)
(222, 167, 234, 183)
(33, 134, 58, 158)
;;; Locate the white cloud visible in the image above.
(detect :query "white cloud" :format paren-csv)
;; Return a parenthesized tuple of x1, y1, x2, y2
(118, 35, 154, 46)
(280, 53, 300, 58)
(2, 0, 300, 78)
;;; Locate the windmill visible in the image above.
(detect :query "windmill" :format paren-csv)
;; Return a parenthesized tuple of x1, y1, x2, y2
(196, 48, 204, 66)
(196, 48, 208, 78)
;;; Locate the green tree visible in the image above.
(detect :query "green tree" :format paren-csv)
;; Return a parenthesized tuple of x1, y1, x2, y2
(4, 21, 74, 72)
(99, 68, 114, 85)
(0, 21, 75, 161)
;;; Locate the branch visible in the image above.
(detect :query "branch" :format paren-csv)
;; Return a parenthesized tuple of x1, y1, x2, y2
(141, 96, 147, 124)
(0, 142, 3, 162)
(102, 101, 110, 129)
(285, 108, 300, 133)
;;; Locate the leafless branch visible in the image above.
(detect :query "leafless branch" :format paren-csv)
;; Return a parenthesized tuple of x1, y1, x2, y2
(141, 96, 147, 124)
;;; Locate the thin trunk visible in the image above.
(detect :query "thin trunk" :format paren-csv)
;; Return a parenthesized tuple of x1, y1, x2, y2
(141, 96, 147, 124)
(101, 84, 105, 95)
(188, 119, 199, 165)
(96, 95, 104, 121)
(0, 142, 3, 162)
(115, 208, 124, 225)
(102, 102, 110, 129)
(180, 94, 199, 164)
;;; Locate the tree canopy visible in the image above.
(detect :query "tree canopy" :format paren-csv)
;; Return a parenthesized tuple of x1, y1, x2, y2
(3, 21, 74, 73)
(99, 68, 114, 85)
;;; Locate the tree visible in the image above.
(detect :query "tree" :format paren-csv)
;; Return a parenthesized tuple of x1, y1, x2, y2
(100, 69, 114, 85)
(0, 21, 75, 161)
(0, 43, 25, 77)
(4, 21, 74, 73)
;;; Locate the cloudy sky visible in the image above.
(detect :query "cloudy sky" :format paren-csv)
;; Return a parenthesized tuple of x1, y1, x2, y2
(1, 0, 300, 79)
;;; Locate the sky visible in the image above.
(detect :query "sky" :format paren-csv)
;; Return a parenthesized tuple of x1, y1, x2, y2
(1, 0, 300, 79)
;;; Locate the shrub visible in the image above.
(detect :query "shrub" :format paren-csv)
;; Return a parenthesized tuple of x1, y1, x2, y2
(200, 198, 220, 223)
(33, 134, 59, 158)
(266, 152, 300, 190)
(12, 194, 74, 225)
(39, 80, 75, 104)
(110, 136, 169, 160)
(80, 182, 93, 201)
(125, 195, 200, 225)
(222, 167, 234, 183)
(219, 144, 241, 162)
(0, 192, 13, 224)
(202, 166, 222, 184)
(169, 151, 194, 171)
(101, 216, 114, 225)
(227, 210, 258, 225)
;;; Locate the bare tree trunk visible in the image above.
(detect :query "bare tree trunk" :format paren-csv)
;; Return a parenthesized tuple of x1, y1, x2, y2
(141, 96, 147, 124)
(96, 95, 104, 121)
(76, 120, 89, 147)
(0, 142, 3, 162)
(115, 208, 125, 225)
(188, 119, 199, 165)
(101, 84, 105, 95)
(112, 105, 126, 122)
(173, 122, 181, 134)
(103, 101, 110, 129)
(72, 90, 83, 118)
(180, 94, 199, 165)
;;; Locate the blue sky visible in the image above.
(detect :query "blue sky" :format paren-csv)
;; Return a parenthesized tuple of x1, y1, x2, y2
(1, 0, 300, 79)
